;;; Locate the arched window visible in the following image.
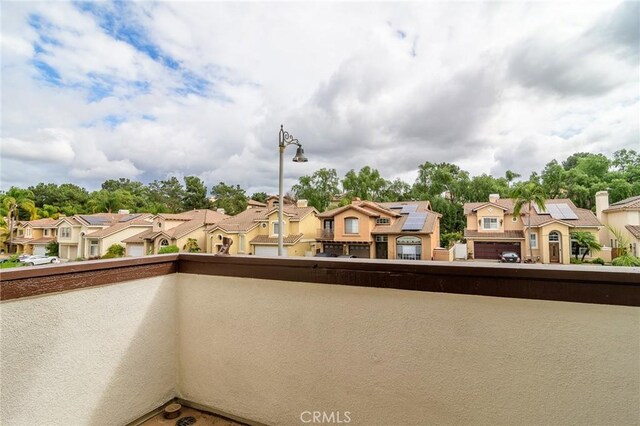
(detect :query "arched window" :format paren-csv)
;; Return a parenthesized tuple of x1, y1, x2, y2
(549, 231, 560, 242)
(396, 236, 422, 260)
(159, 238, 169, 248)
(344, 217, 359, 234)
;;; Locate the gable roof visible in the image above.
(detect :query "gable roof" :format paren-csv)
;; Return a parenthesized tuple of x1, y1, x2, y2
(75, 213, 148, 227)
(463, 198, 601, 228)
(209, 205, 318, 233)
(22, 218, 60, 229)
(604, 195, 640, 212)
(124, 209, 229, 242)
(85, 220, 152, 239)
(317, 201, 402, 219)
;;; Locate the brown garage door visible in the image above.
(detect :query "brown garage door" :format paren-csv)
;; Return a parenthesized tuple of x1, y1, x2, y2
(474, 242, 521, 260)
(348, 244, 371, 258)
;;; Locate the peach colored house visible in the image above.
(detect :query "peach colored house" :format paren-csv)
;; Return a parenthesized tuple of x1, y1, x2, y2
(124, 209, 229, 256)
(595, 191, 640, 257)
(10, 218, 59, 256)
(316, 200, 441, 260)
(206, 199, 319, 257)
(464, 194, 602, 264)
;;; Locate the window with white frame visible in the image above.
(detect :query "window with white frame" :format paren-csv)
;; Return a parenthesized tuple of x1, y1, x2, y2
(344, 217, 359, 234)
(482, 217, 499, 230)
(89, 240, 99, 257)
(25, 228, 32, 238)
(44, 229, 50, 236)
(376, 218, 390, 225)
(272, 221, 284, 236)
(60, 227, 71, 238)
(549, 231, 560, 242)
(530, 232, 538, 249)
(396, 236, 422, 260)
(238, 234, 245, 253)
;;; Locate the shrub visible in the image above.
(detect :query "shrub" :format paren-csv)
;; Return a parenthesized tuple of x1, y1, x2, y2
(183, 238, 201, 253)
(74, 257, 85, 262)
(106, 243, 125, 257)
(46, 241, 59, 256)
(591, 257, 605, 265)
(570, 258, 582, 264)
(612, 255, 640, 267)
(158, 245, 179, 254)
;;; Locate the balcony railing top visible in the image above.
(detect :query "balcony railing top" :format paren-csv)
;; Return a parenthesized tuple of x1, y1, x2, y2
(1, 254, 638, 306)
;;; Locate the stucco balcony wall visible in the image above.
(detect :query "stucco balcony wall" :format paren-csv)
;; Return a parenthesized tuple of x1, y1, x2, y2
(1, 255, 638, 425)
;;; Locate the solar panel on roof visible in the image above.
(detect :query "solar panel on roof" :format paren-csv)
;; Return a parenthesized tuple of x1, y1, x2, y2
(401, 205, 418, 214)
(533, 204, 549, 214)
(556, 203, 578, 220)
(402, 213, 427, 231)
(80, 215, 110, 225)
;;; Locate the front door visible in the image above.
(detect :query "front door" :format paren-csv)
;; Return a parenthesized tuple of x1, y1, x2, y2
(375, 241, 388, 259)
(549, 242, 560, 263)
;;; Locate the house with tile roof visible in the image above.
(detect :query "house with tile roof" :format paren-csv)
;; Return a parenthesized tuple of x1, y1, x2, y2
(10, 218, 60, 256)
(206, 200, 319, 256)
(464, 194, 603, 264)
(124, 209, 229, 256)
(56, 212, 153, 259)
(595, 191, 640, 257)
(316, 200, 441, 260)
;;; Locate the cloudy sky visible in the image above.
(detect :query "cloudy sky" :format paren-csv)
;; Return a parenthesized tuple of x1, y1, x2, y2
(1, 1, 638, 195)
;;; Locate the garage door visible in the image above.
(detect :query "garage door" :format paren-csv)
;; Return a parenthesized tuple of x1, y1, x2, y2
(128, 244, 144, 257)
(33, 245, 46, 256)
(474, 242, 521, 260)
(254, 245, 280, 257)
(348, 244, 371, 258)
(323, 243, 344, 256)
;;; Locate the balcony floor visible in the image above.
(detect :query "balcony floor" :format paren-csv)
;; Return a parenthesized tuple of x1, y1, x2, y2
(141, 406, 245, 426)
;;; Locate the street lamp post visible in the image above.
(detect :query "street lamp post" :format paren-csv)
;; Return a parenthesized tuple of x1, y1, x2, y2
(278, 124, 308, 256)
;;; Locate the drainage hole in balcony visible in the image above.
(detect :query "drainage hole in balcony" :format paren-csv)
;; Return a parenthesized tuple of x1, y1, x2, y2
(176, 416, 197, 426)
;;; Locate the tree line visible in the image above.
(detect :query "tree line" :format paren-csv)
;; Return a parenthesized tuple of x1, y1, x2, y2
(1, 150, 638, 240)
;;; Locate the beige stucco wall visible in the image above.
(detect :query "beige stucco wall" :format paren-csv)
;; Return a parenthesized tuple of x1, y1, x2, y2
(0, 275, 178, 425)
(475, 205, 506, 233)
(601, 210, 640, 252)
(177, 274, 639, 426)
(99, 226, 152, 256)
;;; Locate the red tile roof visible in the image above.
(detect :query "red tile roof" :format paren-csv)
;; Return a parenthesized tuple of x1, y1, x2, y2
(625, 225, 640, 239)
(249, 233, 304, 245)
(464, 230, 525, 239)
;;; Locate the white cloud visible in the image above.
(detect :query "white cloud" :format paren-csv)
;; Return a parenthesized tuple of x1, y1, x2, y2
(0, 1, 637, 195)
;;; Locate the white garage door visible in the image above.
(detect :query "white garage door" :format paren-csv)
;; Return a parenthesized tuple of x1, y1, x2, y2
(33, 245, 46, 256)
(128, 244, 144, 257)
(254, 245, 281, 257)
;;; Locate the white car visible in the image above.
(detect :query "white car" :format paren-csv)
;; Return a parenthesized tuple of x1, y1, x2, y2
(22, 255, 60, 266)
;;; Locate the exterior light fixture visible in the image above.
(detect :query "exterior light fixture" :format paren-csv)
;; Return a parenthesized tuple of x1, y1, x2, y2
(278, 125, 308, 256)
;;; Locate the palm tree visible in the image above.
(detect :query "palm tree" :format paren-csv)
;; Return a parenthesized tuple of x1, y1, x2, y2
(1, 195, 37, 254)
(512, 182, 547, 262)
(570, 231, 602, 262)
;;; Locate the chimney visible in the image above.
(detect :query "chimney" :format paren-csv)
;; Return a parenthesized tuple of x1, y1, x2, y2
(595, 191, 609, 220)
(296, 199, 308, 208)
(489, 194, 500, 203)
(118, 209, 130, 214)
(217, 208, 226, 214)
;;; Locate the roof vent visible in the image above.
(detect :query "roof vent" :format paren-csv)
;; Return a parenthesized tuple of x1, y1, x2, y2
(176, 416, 197, 426)
(118, 209, 130, 214)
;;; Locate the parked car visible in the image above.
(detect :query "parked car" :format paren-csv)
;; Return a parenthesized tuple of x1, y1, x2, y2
(314, 252, 338, 257)
(338, 255, 358, 258)
(21, 255, 60, 266)
(500, 251, 521, 263)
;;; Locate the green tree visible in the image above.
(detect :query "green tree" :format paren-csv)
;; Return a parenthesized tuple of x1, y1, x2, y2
(210, 182, 248, 215)
(570, 231, 602, 262)
(1, 188, 37, 253)
(512, 182, 547, 262)
(149, 177, 185, 213)
(102, 243, 126, 258)
(87, 189, 134, 213)
(183, 238, 201, 253)
(414, 162, 470, 204)
(250, 192, 268, 203)
(101, 178, 150, 212)
(541, 160, 565, 199)
(182, 176, 209, 210)
(45, 241, 59, 257)
(292, 168, 340, 212)
(378, 178, 412, 202)
(342, 166, 388, 201)
(465, 174, 509, 203)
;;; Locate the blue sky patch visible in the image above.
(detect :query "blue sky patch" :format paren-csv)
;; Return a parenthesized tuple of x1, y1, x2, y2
(103, 114, 126, 127)
(32, 59, 62, 85)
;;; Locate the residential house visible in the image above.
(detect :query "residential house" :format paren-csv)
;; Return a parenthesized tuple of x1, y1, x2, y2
(124, 209, 229, 256)
(57, 212, 151, 260)
(595, 191, 640, 257)
(206, 199, 319, 256)
(464, 194, 603, 264)
(316, 200, 441, 260)
(10, 218, 59, 255)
